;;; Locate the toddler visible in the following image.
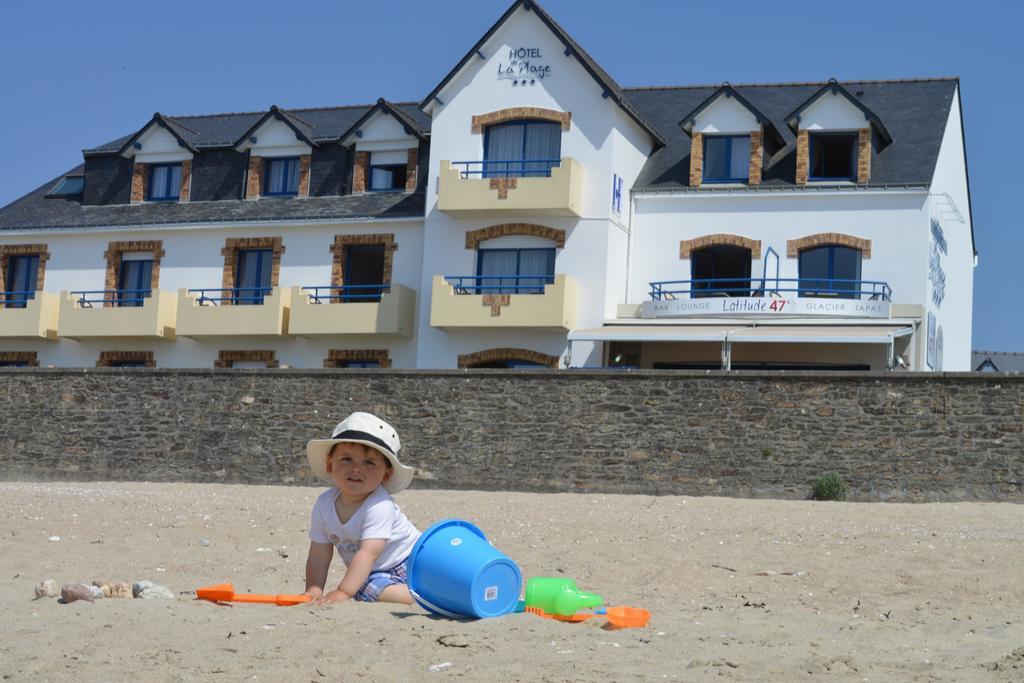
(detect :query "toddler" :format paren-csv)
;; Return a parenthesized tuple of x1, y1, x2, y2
(303, 412, 420, 605)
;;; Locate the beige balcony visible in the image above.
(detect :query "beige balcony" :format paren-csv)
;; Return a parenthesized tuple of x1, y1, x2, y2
(437, 158, 584, 217)
(58, 290, 177, 339)
(288, 285, 416, 338)
(0, 292, 59, 340)
(176, 286, 291, 337)
(430, 274, 578, 330)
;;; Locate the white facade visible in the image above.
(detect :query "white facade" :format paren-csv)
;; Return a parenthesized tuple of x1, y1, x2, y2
(0, 1, 974, 372)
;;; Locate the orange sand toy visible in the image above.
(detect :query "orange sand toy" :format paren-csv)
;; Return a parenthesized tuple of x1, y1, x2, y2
(195, 583, 311, 606)
(525, 604, 650, 628)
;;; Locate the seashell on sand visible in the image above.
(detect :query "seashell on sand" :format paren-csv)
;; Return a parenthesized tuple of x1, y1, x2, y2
(60, 582, 95, 604)
(34, 579, 59, 599)
(93, 580, 132, 598)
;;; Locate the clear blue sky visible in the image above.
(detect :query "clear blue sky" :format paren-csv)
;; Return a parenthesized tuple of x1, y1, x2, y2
(1, 0, 1019, 351)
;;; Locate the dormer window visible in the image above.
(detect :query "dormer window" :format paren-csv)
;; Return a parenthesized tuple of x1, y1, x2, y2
(809, 133, 857, 181)
(263, 157, 300, 196)
(147, 163, 182, 201)
(703, 135, 750, 183)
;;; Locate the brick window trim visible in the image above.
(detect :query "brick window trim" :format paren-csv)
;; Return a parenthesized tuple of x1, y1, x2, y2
(214, 350, 279, 368)
(0, 352, 39, 367)
(457, 348, 560, 369)
(96, 351, 156, 368)
(353, 150, 417, 193)
(130, 161, 192, 203)
(471, 108, 571, 134)
(680, 234, 762, 260)
(464, 224, 566, 250)
(324, 349, 392, 368)
(787, 233, 872, 259)
(330, 234, 397, 290)
(220, 237, 285, 306)
(0, 244, 50, 296)
(103, 240, 165, 309)
(245, 155, 312, 199)
(795, 128, 872, 186)
(690, 129, 767, 188)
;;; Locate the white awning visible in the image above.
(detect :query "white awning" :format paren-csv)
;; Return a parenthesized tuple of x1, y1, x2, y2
(729, 325, 914, 344)
(568, 325, 736, 342)
(569, 324, 914, 345)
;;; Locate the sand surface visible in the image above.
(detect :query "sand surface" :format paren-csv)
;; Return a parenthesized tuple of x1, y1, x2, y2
(1, 482, 1022, 682)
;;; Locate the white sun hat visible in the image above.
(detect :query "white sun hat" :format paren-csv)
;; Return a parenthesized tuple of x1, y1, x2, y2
(306, 412, 414, 494)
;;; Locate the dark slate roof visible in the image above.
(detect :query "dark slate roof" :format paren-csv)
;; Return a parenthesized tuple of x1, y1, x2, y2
(972, 351, 1024, 373)
(0, 172, 424, 231)
(419, 0, 665, 147)
(627, 78, 958, 192)
(84, 102, 431, 154)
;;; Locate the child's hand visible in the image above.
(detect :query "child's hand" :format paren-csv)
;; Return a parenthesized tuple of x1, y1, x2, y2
(302, 587, 324, 600)
(313, 589, 350, 606)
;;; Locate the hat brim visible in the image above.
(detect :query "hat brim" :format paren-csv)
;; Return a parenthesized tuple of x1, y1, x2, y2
(306, 438, 414, 494)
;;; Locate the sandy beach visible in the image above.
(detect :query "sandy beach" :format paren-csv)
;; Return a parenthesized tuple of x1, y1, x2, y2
(1, 481, 1022, 682)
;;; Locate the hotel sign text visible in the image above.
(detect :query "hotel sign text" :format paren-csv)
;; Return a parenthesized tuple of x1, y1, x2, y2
(641, 297, 890, 319)
(498, 47, 552, 86)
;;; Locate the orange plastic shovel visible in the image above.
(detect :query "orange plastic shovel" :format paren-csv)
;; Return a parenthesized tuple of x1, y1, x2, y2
(196, 583, 311, 606)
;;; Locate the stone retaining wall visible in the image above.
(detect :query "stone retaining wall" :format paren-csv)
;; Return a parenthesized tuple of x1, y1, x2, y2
(0, 369, 1021, 502)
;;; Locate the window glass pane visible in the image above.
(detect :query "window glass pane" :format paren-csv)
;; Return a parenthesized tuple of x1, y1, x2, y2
(831, 246, 861, 297)
(117, 259, 153, 307)
(344, 245, 386, 301)
(284, 159, 299, 193)
(150, 166, 168, 198)
(517, 249, 555, 293)
(477, 249, 519, 294)
(370, 167, 394, 190)
(167, 165, 182, 196)
(522, 122, 560, 176)
(484, 123, 524, 176)
(49, 176, 84, 196)
(799, 247, 830, 296)
(4, 255, 39, 308)
(703, 137, 728, 179)
(235, 249, 272, 304)
(729, 136, 750, 179)
(265, 158, 298, 194)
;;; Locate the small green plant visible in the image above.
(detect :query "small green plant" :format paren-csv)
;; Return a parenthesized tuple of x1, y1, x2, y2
(810, 472, 848, 501)
(761, 447, 773, 459)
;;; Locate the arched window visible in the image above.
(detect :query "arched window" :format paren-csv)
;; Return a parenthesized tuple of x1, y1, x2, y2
(691, 245, 752, 297)
(484, 120, 561, 178)
(798, 245, 862, 298)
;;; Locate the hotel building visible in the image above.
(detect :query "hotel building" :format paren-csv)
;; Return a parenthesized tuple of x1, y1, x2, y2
(0, 0, 974, 371)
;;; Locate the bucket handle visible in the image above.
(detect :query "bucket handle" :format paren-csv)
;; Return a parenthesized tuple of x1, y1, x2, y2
(409, 588, 470, 619)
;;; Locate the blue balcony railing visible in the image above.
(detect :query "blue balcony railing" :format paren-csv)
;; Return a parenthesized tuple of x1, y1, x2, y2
(1, 290, 36, 309)
(648, 278, 892, 302)
(71, 289, 152, 308)
(451, 159, 561, 179)
(445, 275, 555, 295)
(302, 284, 389, 304)
(188, 287, 272, 306)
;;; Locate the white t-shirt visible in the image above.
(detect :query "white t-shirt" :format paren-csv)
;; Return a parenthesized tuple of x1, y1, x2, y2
(308, 486, 420, 572)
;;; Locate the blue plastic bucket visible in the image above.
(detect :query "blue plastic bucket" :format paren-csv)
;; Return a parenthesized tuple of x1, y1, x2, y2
(407, 519, 522, 619)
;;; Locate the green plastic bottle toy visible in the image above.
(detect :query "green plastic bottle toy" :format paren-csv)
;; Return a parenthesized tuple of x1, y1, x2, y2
(524, 577, 603, 616)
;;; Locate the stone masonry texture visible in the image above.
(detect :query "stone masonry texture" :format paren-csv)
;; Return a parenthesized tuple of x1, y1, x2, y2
(0, 370, 1020, 502)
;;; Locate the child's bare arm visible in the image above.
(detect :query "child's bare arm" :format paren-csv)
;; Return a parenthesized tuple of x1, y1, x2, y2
(316, 538, 386, 604)
(304, 541, 334, 598)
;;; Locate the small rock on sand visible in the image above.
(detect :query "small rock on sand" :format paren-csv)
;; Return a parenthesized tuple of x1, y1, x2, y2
(133, 581, 175, 600)
(34, 579, 59, 599)
(61, 583, 95, 604)
(93, 580, 132, 598)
